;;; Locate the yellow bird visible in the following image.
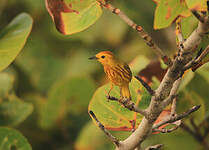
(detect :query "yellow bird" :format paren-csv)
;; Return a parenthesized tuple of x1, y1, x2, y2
(89, 51, 132, 100)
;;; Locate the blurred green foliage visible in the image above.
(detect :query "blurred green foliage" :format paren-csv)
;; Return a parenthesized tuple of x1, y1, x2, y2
(0, 0, 208, 150)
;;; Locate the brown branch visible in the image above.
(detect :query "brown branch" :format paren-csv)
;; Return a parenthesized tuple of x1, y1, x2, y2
(191, 10, 205, 23)
(176, 17, 184, 45)
(99, 2, 171, 66)
(153, 105, 200, 130)
(195, 45, 209, 62)
(89, 110, 120, 147)
(183, 45, 209, 71)
(134, 76, 155, 96)
(145, 144, 163, 150)
(162, 78, 181, 108)
(171, 97, 177, 116)
(106, 96, 149, 118)
(183, 16, 209, 52)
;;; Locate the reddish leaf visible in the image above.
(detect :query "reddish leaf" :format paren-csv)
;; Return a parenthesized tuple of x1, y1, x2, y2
(45, 0, 78, 34)
(138, 60, 167, 84)
(45, 0, 102, 35)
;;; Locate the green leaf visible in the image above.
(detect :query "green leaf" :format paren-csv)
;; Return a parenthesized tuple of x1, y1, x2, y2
(196, 63, 209, 84)
(154, 0, 190, 29)
(179, 70, 195, 92)
(0, 13, 33, 72)
(185, 0, 207, 11)
(0, 127, 32, 150)
(88, 78, 158, 131)
(0, 97, 33, 126)
(45, 0, 102, 35)
(195, 66, 209, 114)
(39, 77, 95, 129)
(178, 67, 209, 124)
(0, 73, 14, 98)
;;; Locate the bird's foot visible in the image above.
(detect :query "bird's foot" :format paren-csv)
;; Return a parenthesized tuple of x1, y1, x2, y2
(106, 95, 118, 102)
(119, 97, 131, 106)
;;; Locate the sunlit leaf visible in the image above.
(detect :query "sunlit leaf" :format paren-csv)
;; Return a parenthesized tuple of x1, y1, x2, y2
(0, 13, 33, 72)
(185, 0, 207, 11)
(88, 78, 159, 131)
(154, 0, 190, 29)
(0, 96, 33, 126)
(45, 0, 102, 35)
(0, 127, 32, 150)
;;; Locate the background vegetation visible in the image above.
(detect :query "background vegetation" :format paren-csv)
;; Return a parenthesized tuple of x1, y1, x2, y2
(0, 0, 208, 150)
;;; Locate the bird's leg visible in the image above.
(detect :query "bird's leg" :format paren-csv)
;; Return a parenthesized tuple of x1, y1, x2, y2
(105, 83, 114, 102)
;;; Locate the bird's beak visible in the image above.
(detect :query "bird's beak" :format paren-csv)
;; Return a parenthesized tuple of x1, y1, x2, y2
(88, 56, 98, 60)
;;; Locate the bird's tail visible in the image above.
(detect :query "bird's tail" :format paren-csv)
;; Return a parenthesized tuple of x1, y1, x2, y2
(120, 84, 131, 100)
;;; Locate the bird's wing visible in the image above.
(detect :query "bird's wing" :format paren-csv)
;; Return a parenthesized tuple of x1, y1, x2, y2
(123, 64, 132, 79)
(115, 63, 132, 82)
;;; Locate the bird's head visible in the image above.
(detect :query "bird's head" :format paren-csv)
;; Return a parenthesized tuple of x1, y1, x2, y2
(89, 51, 115, 65)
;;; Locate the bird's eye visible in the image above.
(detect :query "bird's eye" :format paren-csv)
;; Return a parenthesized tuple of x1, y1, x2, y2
(101, 56, 105, 59)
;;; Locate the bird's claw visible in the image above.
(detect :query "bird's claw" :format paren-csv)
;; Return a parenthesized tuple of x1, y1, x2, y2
(105, 94, 111, 102)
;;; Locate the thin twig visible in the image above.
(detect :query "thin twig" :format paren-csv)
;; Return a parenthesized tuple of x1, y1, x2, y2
(183, 45, 209, 71)
(153, 105, 201, 129)
(171, 97, 177, 116)
(106, 96, 149, 118)
(145, 144, 163, 150)
(99, 2, 171, 66)
(195, 45, 209, 62)
(134, 76, 155, 96)
(191, 10, 205, 23)
(89, 110, 120, 147)
(153, 125, 179, 133)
